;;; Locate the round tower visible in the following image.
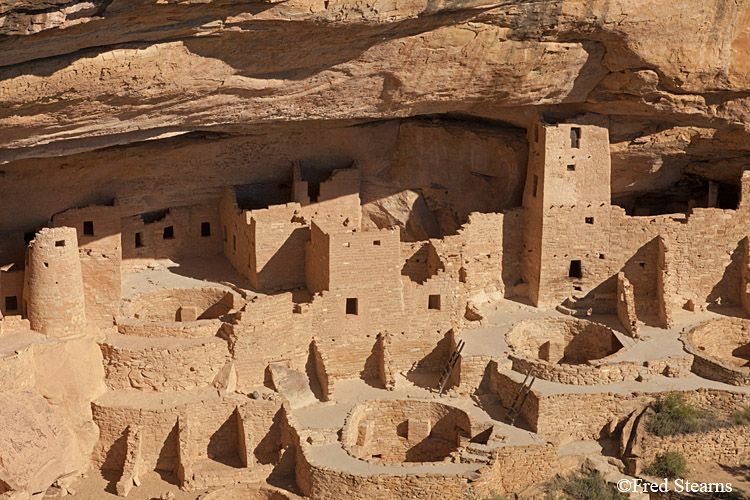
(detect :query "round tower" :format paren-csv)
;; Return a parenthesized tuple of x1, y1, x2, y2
(23, 227, 86, 337)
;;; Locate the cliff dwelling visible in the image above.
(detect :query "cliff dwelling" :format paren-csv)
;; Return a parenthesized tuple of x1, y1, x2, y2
(3, 2, 750, 500)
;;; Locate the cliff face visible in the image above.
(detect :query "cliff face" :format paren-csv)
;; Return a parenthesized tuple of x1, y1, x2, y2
(1, 0, 749, 226)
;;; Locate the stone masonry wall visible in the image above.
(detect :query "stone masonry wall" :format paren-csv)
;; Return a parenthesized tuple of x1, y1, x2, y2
(92, 394, 281, 473)
(52, 204, 122, 329)
(99, 335, 231, 391)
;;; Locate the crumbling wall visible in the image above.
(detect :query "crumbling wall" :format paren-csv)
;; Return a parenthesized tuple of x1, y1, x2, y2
(616, 272, 639, 337)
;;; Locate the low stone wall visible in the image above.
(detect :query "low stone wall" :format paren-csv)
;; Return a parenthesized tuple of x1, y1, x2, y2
(472, 443, 561, 495)
(295, 443, 474, 500)
(124, 287, 239, 322)
(683, 318, 750, 385)
(641, 425, 750, 467)
(99, 334, 231, 391)
(634, 389, 750, 472)
(509, 354, 692, 386)
(116, 318, 224, 338)
(197, 484, 303, 500)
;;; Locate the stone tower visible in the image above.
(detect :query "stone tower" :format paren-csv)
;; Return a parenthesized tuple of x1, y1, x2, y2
(23, 227, 86, 337)
(522, 116, 612, 308)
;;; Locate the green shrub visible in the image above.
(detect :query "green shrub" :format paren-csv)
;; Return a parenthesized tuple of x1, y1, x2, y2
(715, 489, 747, 500)
(546, 470, 627, 500)
(732, 405, 750, 426)
(643, 450, 687, 479)
(647, 393, 718, 436)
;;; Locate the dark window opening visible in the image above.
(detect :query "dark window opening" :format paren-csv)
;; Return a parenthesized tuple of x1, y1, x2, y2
(346, 298, 358, 315)
(83, 220, 94, 236)
(43, 262, 49, 268)
(716, 182, 740, 209)
(428, 294, 441, 310)
(373, 240, 381, 246)
(585, 217, 594, 224)
(55, 240, 65, 247)
(574, 286, 582, 291)
(163, 226, 174, 239)
(639, 262, 646, 269)
(570, 127, 581, 149)
(568, 260, 582, 279)
(201, 222, 211, 237)
(567, 164, 576, 172)
(5, 296, 18, 311)
(532, 175, 539, 198)
(308, 182, 320, 203)
(599, 253, 605, 259)
(135, 233, 143, 248)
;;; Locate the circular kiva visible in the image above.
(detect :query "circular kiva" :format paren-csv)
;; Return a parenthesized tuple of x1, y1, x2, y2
(341, 400, 472, 464)
(505, 318, 633, 385)
(682, 318, 750, 386)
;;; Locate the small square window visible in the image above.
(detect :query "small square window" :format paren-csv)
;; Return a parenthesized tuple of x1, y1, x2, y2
(4, 296, 18, 311)
(135, 233, 144, 248)
(55, 240, 65, 247)
(83, 221, 94, 236)
(163, 226, 174, 239)
(201, 222, 211, 237)
(373, 240, 381, 246)
(585, 217, 594, 224)
(44, 262, 49, 268)
(346, 298, 358, 315)
(428, 294, 441, 310)
(567, 164, 576, 172)
(599, 253, 605, 260)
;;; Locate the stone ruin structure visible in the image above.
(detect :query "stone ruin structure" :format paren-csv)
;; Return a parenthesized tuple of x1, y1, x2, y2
(2, 111, 750, 499)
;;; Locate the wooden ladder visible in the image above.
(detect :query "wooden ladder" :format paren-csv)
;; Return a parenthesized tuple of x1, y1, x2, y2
(437, 339, 465, 395)
(508, 369, 536, 425)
